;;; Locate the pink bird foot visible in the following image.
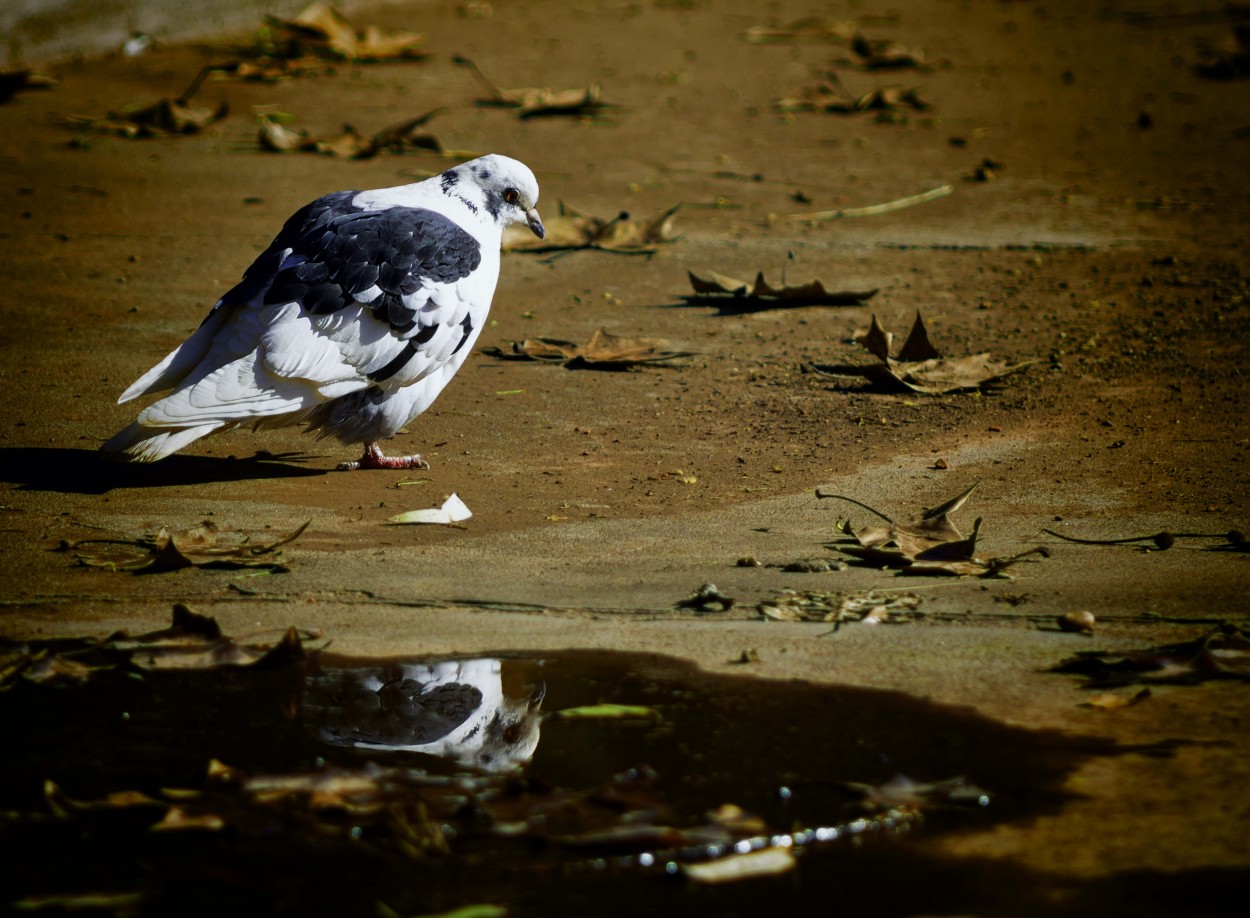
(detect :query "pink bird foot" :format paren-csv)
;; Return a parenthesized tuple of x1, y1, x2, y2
(336, 442, 431, 472)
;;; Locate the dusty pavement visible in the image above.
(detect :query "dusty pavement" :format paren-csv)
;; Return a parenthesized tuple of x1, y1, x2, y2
(1, 0, 1249, 912)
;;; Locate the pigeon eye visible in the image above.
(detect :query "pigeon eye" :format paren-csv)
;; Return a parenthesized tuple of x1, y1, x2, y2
(503, 187, 519, 205)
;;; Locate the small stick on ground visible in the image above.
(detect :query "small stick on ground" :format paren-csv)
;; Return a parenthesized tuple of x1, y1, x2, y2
(773, 184, 953, 223)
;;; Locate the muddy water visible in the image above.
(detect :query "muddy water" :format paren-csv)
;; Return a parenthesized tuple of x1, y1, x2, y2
(2, 648, 1227, 916)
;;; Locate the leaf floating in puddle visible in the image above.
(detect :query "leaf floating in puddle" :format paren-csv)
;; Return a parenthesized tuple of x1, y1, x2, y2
(502, 202, 679, 253)
(685, 270, 877, 312)
(1079, 688, 1152, 710)
(0, 604, 319, 686)
(816, 311, 1038, 395)
(842, 773, 991, 810)
(681, 846, 797, 884)
(454, 55, 615, 119)
(413, 906, 508, 918)
(388, 492, 472, 525)
(1051, 623, 1250, 688)
(484, 327, 694, 370)
(550, 704, 661, 721)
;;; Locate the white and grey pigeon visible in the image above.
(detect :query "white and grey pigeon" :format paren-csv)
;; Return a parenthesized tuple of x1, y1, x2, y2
(305, 658, 546, 773)
(101, 154, 543, 470)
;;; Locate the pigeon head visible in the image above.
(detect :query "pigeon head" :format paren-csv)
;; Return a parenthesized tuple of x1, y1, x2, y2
(442, 154, 544, 239)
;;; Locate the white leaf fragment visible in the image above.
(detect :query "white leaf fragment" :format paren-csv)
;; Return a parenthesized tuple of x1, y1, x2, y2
(388, 492, 472, 525)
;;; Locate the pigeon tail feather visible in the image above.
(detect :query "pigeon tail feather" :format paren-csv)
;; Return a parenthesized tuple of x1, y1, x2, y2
(100, 421, 224, 463)
(117, 308, 230, 404)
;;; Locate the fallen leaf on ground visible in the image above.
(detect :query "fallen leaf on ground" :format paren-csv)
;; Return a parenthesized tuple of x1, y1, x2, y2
(264, 3, 427, 61)
(849, 33, 933, 70)
(814, 311, 1036, 394)
(503, 202, 679, 253)
(0, 69, 58, 103)
(684, 270, 877, 312)
(60, 520, 309, 573)
(56, 68, 227, 139)
(758, 589, 923, 624)
(817, 484, 1049, 577)
(454, 54, 613, 118)
(743, 18, 857, 44)
(775, 76, 931, 116)
(257, 109, 458, 158)
(1051, 624, 1250, 688)
(484, 327, 693, 370)
(388, 493, 472, 525)
(676, 582, 735, 612)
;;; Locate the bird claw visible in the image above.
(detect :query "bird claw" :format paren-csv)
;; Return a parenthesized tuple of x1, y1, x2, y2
(337, 443, 430, 472)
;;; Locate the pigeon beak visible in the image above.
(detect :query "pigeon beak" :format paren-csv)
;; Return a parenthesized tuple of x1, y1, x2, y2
(525, 207, 545, 239)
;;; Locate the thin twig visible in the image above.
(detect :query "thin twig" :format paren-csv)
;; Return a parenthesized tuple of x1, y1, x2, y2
(814, 490, 893, 522)
(774, 183, 953, 223)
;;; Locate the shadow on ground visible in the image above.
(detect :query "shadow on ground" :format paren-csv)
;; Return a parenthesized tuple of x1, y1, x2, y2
(0, 448, 326, 494)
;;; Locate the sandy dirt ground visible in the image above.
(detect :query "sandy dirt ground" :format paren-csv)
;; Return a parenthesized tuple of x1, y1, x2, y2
(2, 0, 1249, 905)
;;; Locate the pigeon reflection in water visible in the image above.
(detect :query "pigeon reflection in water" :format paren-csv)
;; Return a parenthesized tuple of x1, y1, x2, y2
(304, 658, 544, 772)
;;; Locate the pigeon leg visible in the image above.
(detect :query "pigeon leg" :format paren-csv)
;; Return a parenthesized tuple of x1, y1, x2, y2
(337, 442, 431, 472)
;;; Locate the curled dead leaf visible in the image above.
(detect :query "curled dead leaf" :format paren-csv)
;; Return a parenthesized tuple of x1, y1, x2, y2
(814, 311, 1036, 394)
(484, 327, 694, 370)
(264, 3, 427, 61)
(503, 202, 679, 253)
(62, 519, 309, 573)
(454, 55, 614, 118)
(685, 270, 877, 313)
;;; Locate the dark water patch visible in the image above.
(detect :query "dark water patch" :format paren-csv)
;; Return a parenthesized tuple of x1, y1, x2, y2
(1, 648, 1224, 917)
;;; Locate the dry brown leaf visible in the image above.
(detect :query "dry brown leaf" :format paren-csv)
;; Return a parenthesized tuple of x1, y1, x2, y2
(1052, 624, 1250, 687)
(454, 55, 614, 118)
(818, 484, 1048, 578)
(743, 18, 857, 44)
(757, 589, 923, 624)
(775, 77, 930, 115)
(685, 270, 877, 312)
(62, 520, 309, 573)
(484, 327, 694, 369)
(841, 311, 1036, 394)
(55, 68, 227, 140)
(850, 33, 932, 70)
(0, 69, 58, 103)
(258, 110, 451, 159)
(503, 202, 679, 253)
(265, 3, 426, 61)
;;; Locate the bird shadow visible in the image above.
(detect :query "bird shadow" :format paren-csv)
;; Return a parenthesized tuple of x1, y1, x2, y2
(0, 448, 326, 495)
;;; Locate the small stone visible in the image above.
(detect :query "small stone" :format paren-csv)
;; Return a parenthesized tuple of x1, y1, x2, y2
(1058, 610, 1096, 634)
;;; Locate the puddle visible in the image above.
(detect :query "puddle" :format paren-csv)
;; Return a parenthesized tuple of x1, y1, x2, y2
(0, 647, 1177, 916)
